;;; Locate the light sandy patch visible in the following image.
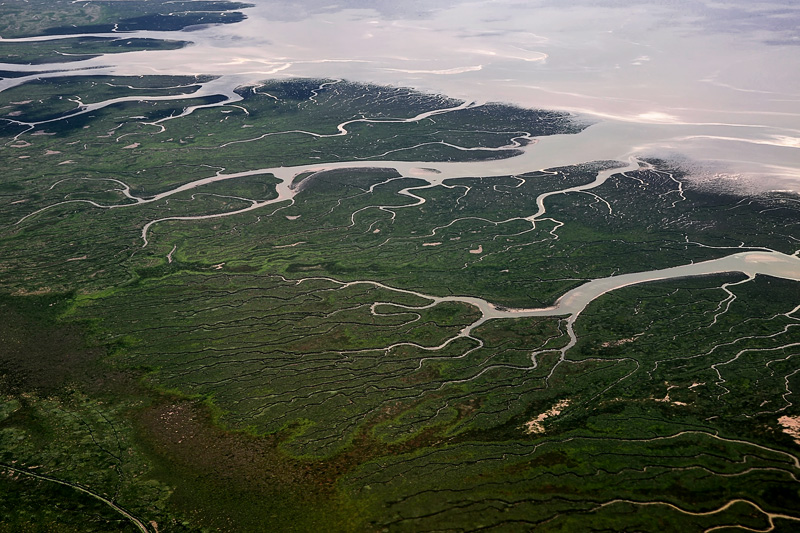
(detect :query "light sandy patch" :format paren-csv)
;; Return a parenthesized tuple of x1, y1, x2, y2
(524, 399, 570, 434)
(373, 228, 381, 233)
(745, 253, 782, 264)
(44, 150, 61, 155)
(469, 245, 483, 254)
(274, 241, 305, 248)
(11, 141, 31, 148)
(10, 100, 32, 105)
(689, 382, 705, 390)
(423, 242, 442, 247)
(58, 160, 75, 165)
(10, 199, 28, 205)
(211, 263, 225, 270)
(18, 156, 30, 159)
(779, 415, 800, 445)
(285, 215, 300, 220)
(12, 287, 51, 296)
(654, 382, 688, 406)
(7, 111, 22, 117)
(655, 383, 677, 403)
(122, 143, 140, 149)
(601, 336, 638, 348)
(66, 255, 87, 262)
(31, 131, 55, 136)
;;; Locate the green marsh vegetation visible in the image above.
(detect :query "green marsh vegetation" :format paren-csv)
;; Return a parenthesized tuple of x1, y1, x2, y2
(0, 0, 252, 38)
(0, 37, 189, 65)
(0, 27, 799, 530)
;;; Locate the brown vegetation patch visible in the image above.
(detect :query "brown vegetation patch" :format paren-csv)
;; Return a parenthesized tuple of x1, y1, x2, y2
(135, 393, 456, 531)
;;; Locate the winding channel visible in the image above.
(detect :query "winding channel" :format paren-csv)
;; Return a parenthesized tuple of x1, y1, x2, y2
(3, 19, 800, 533)
(12, 99, 800, 327)
(301, 250, 800, 373)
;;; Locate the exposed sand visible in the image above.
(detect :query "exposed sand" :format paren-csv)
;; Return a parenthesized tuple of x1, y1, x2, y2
(524, 399, 570, 434)
(469, 245, 483, 254)
(778, 415, 800, 445)
(655, 383, 688, 406)
(600, 336, 638, 348)
(745, 253, 783, 264)
(423, 242, 442, 247)
(12, 287, 51, 296)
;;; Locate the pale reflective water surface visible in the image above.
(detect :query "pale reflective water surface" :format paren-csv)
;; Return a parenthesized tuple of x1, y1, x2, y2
(1, 0, 799, 190)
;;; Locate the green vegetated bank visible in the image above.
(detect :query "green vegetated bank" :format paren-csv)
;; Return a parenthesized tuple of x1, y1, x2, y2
(0, 0, 252, 38)
(0, 77, 584, 297)
(0, 292, 174, 532)
(0, 74, 218, 127)
(138, 159, 799, 308)
(1, 70, 800, 531)
(0, 37, 189, 65)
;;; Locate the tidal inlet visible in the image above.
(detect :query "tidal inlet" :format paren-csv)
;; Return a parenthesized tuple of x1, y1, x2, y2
(1, 0, 799, 531)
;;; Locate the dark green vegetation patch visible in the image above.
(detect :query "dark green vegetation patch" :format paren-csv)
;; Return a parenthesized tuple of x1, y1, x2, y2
(0, 37, 189, 65)
(0, 0, 252, 38)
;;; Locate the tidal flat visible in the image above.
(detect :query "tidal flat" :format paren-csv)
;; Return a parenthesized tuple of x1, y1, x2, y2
(1, 1, 799, 531)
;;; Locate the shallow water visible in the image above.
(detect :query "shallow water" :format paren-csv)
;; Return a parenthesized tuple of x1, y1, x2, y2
(3, 1, 799, 190)
(5, 0, 797, 190)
